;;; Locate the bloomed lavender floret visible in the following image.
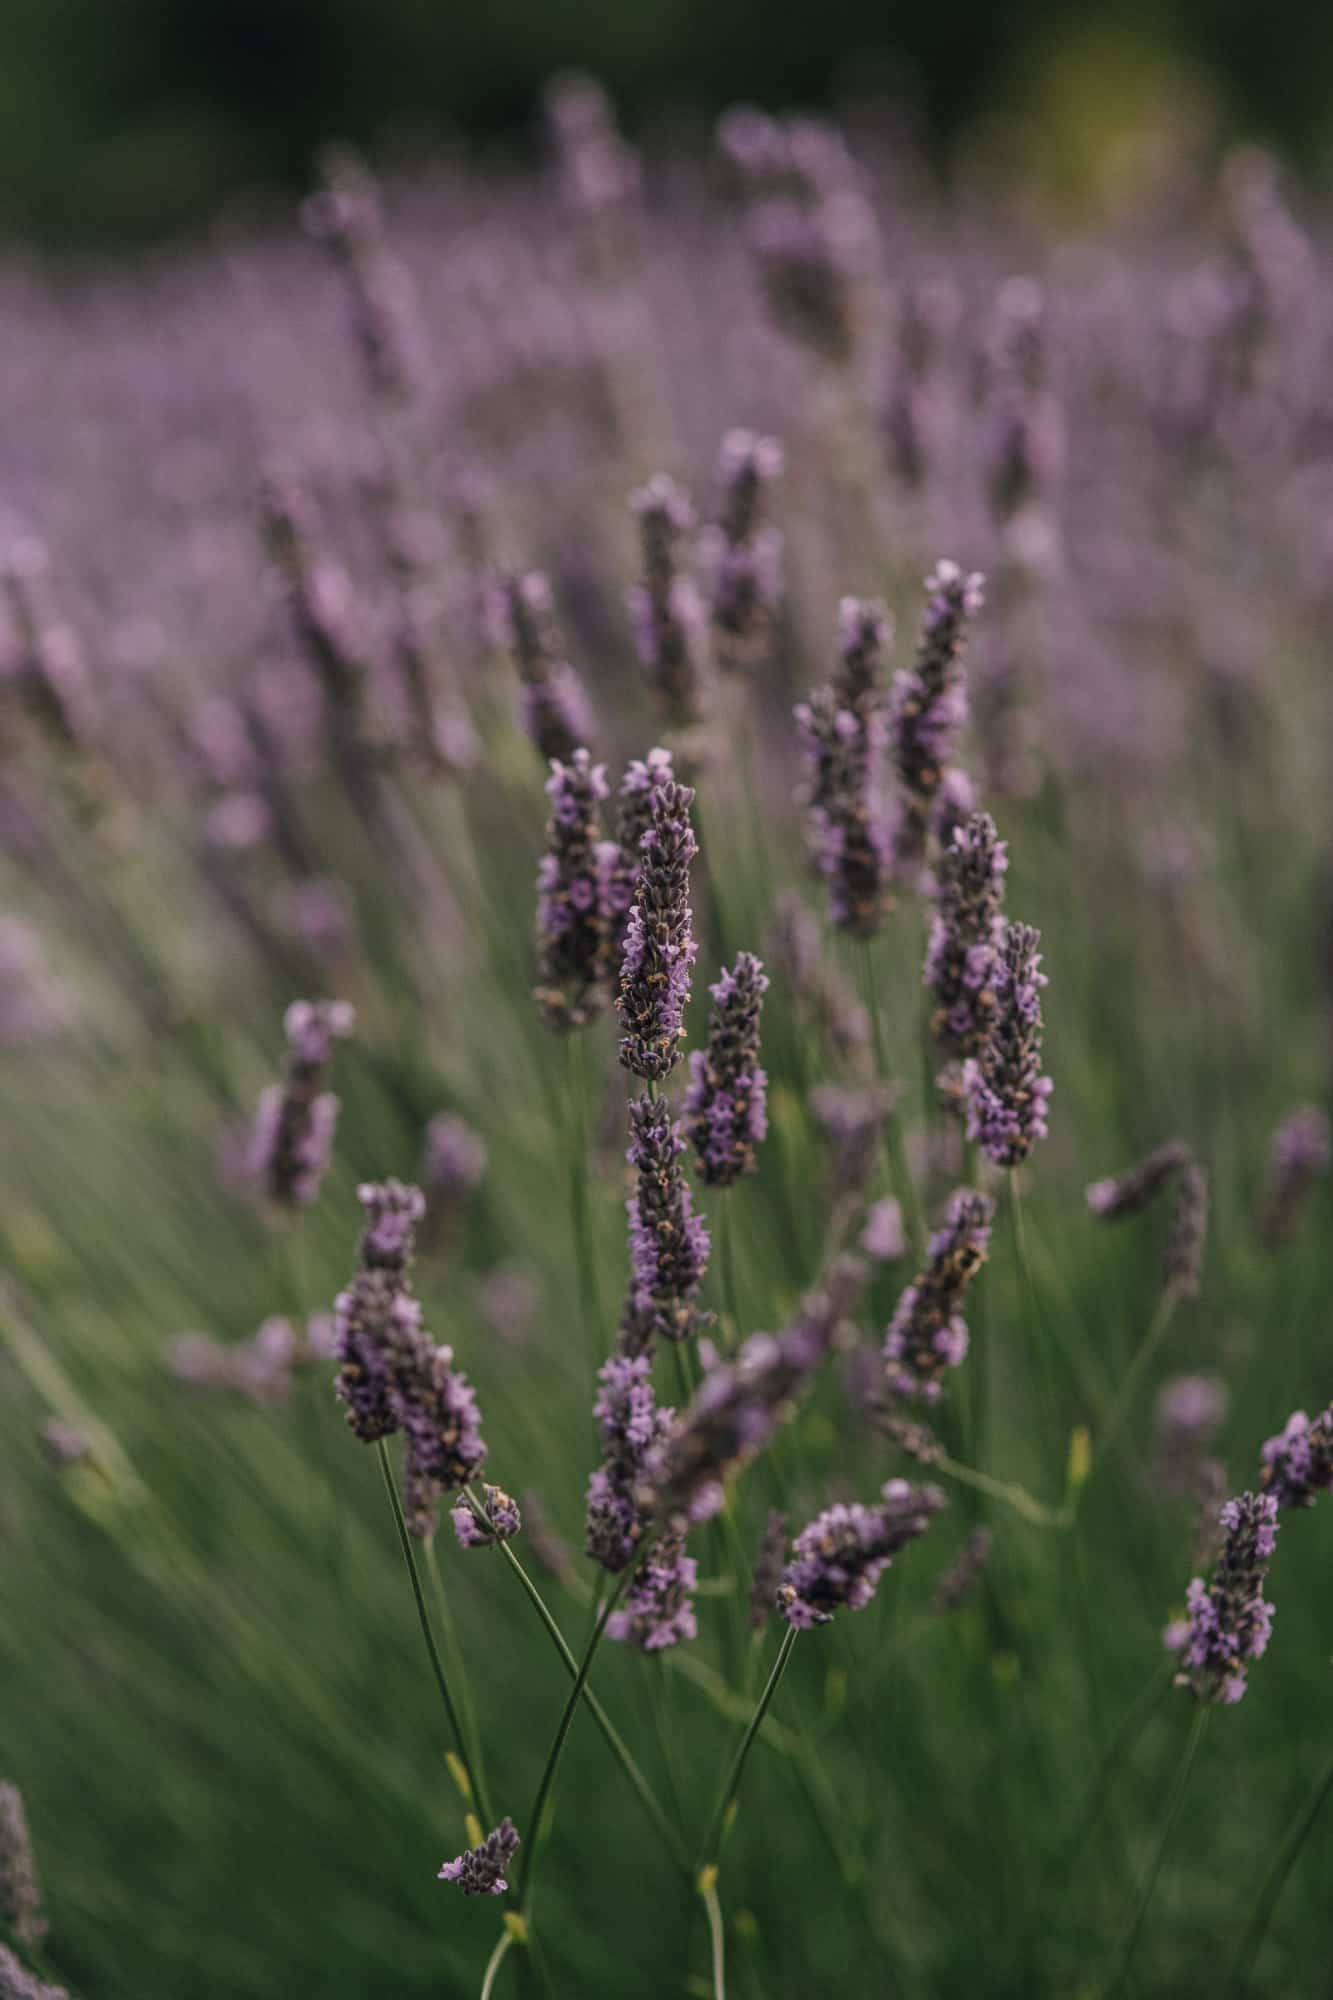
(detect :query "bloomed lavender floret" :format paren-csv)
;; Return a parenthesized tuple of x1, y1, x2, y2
(585, 1353, 673, 1572)
(1256, 1104, 1330, 1246)
(700, 429, 784, 671)
(890, 560, 985, 876)
(451, 1483, 522, 1549)
(620, 1093, 710, 1354)
(534, 748, 614, 1031)
(0, 1785, 46, 1951)
(1165, 1491, 1278, 1704)
(778, 1479, 946, 1627)
(1162, 1161, 1210, 1301)
(925, 811, 1008, 1051)
(250, 998, 354, 1206)
(438, 1816, 520, 1896)
(628, 476, 708, 725)
(964, 922, 1052, 1167)
(646, 1256, 867, 1522)
(357, 1177, 427, 1279)
(605, 1530, 699, 1651)
(685, 952, 769, 1187)
(605, 748, 674, 959)
(617, 778, 698, 1079)
(883, 1190, 994, 1403)
(500, 571, 595, 761)
(1259, 1404, 1333, 1510)
(1086, 1139, 1192, 1220)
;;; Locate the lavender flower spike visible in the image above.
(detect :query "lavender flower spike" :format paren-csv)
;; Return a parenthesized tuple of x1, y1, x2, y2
(701, 429, 784, 671)
(685, 952, 770, 1187)
(250, 998, 354, 1206)
(925, 810, 1008, 1065)
(0, 1784, 46, 1950)
(585, 1353, 673, 1573)
(883, 1190, 994, 1404)
(1259, 1404, 1333, 1510)
(1256, 1104, 1330, 1247)
(1165, 1491, 1278, 1704)
(452, 1484, 522, 1549)
(628, 476, 709, 726)
(1086, 1139, 1191, 1220)
(964, 922, 1052, 1167)
(0, 1942, 68, 2000)
(438, 1817, 520, 1896)
(605, 748, 674, 961)
(1162, 1161, 1209, 1302)
(795, 684, 892, 937)
(778, 1479, 946, 1627)
(620, 1093, 711, 1355)
(534, 748, 615, 1031)
(617, 777, 698, 1080)
(890, 560, 985, 876)
(605, 1531, 699, 1652)
(500, 571, 595, 763)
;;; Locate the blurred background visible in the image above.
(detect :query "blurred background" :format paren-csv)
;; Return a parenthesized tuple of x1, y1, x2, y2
(4, 0, 1333, 243)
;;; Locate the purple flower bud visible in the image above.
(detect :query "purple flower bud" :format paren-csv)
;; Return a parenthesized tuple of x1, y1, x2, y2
(890, 560, 985, 877)
(0, 1941, 67, 2000)
(778, 1479, 946, 1627)
(1256, 1104, 1330, 1247)
(605, 1531, 698, 1652)
(685, 952, 770, 1187)
(795, 683, 892, 937)
(585, 1353, 673, 1573)
(1259, 1404, 1333, 1510)
(963, 922, 1052, 1167)
(1155, 1374, 1229, 1501)
(249, 999, 354, 1206)
(883, 1190, 994, 1404)
(535, 749, 614, 1031)
(860, 1197, 906, 1263)
(628, 477, 709, 725)
(621, 1093, 711, 1354)
(925, 812, 1008, 1073)
(1162, 1161, 1209, 1302)
(500, 571, 595, 762)
(1086, 1139, 1192, 1220)
(1165, 1491, 1277, 1704)
(438, 1817, 520, 1896)
(452, 1483, 522, 1549)
(605, 749, 675, 960)
(700, 429, 784, 671)
(423, 1114, 488, 1202)
(617, 778, 698, 1079)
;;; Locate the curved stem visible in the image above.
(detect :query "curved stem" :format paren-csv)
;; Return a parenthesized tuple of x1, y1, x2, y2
(1094, 1294, 1177, 1481)
(465, 1489, 692, 1882)
(698, 1625, 799, 1870)
(425, 1535, 490, 1818)
(699, 1866, 727, 2000)
(376, 1439, 493, 1829)
(1101, 1703, 1209, 1999)
(479, 1925, 516, 2000)
(1226, 1749, 1333, 1996)
(933, 1449, 1071, 1530)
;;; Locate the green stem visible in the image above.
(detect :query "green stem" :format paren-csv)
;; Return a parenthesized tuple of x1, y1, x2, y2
(699, 1865, 728, 2000)
(465, 1490, 692, 1882)
(479, 1924, 517, 2000)
(859, 941, 927, 1249)
(568, 1035, 605, 1354)
(1101, 1703, 1210, 1999)
(425, 1534, 490, 1819)
(515, 1555, 637, 1913)
(933, 1449, 1071, 1530)
(718, 1198, 742, 1348)
(1094, 1293, 1178, 1480)
(1226, 1749, 1333, 1997)
(376, 1440, 493, 1829)
(698, 1625, 799, 1869)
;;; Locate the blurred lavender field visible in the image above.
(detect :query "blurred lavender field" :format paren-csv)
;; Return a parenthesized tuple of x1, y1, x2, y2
(2, 78, 1332, 2000)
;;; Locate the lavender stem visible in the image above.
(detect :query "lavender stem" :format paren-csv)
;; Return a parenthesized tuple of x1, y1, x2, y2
(1100, 1704, 1210, 1999)
(699, 1864, 728, 2000)
(424, 1534, 490, 1826)
(1226, 1749, 1333, 1996)
(698, 1623, 799, 1870)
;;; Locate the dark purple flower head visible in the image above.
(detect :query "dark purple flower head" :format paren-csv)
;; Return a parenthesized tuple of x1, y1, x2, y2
(963, 922, 1052, 1167)
(250, 998, 354, 1207)
(628, 477, 708, 725)
(1162, 1161, 1209, 1302)
(795, 683, 892, 937)
(685, 952, 769, 1187)
(748, 1509, 789, 1630)
(1166, 1491, 1278, 1704)
(778, 1478, 946, 1627)
(534, 749, 615, 1031)
(931, 1526, 993, 1614)
(452, 1483, 522, 1549)
(585, 1352, 674, 1572)
(1086, 1139, 1192, 1220)
(890, 560, 985, 876)
(925, 810, 1008, 1068)
(0, 1784, 46, 1951)
(617, 778, 698, 1079)
(645, 1255, 867, 1523)
(1257, 1104, 1330, 1247)
(1259, 1404, 1333, 1510)
(700, 429, 784, 671)
(605, 748, 674, 958)
(883, 1189, 994, 1404)
(438, 1817, 520, 1897)
(500, 571, 595, 762)
(620, 1093, 711, 1354)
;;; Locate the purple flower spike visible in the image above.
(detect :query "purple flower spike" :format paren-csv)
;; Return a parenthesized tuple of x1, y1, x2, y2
(778, 1478, 946, 1627)
(605, 749, 675, 961)
(1166, 1491, 1278, 1704)
(605, 1531, 698, 1652)
(617, 778, 698, 1079)
(1162, 1161, 1209, 1302)
(795, 686, 892, 938)
(438, 1817, 520, 1897)
(1256, 1104, 1330, 1247)
(0, 1941, 68, 2000)
(250, 998, 354, 1207)
(883, 1190, 994, 1404)
(585, 1353, 673, 1573)
(628, 476, 709, 726)
(925, 811, 1009, 1101)
(964, 922, 1052, 1167)
(500, 571, 595, 763)
(452, 1483, 522, 1549)
(1259, 1404, 1333, 1510)
(620, 1093, 711, 1355)
(1086, 1139, 1191, 1220)
(685, 952, 770, 1187)
(890, 560, 985, 877)
(700, 429, 784, 671)
(534, 748, 615, 1031)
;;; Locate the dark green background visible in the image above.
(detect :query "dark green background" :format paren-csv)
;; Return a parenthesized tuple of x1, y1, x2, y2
(3, 0, 1333, 243)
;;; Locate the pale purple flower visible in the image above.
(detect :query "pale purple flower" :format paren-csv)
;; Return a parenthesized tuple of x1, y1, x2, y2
(249, 998, 354, 1206)
(1259, 1404, 1333, 1510)
(700, 429, 784, 671)
(628, 477, 708, 725)
(452, 1483, 522, 1549)
(795, 684, 892, 937)
(778, 1479, 946, 1627)
(0, 1942, 67, 2000)
(1166, 1491, 1278, 1704)
(500, 571, 595, 762)
(0, 1785, 46, 1951)
(1256, 1104, 1330, 1246)
(890, 561, 985, 877)
(438, 1817, 520, 1896)
(585, 1353, 673, 1573)
(605, 748, 674, 958)
(685, 952, 769, 1187)
(423, 1114, 488, 1201)
(605, 1531, 698, 1652)
(860, 1197, 906, 1263)
(884, 1190, 994, 1404)
(1086, 1140, 1192, 1220)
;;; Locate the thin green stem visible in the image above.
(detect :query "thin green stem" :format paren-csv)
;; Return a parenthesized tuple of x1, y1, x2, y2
(859, 940, 927, 1248)
(1100, 1703, 1210, 1999)
(700, 1865, 728, 2000)
(376, 1439, 493, 1829)
(698, 1625, 799, 1869)
(479, 1923, 518, 2000)
(1226, 1749, 1333, 1996)
(465, 1490, 692, 1881)
(568, 1034, 605, 1354)
(425, 1534, 489, 1818)
(1094, 1293, 1178, 1481)
(932, 1449, 1071, 1529)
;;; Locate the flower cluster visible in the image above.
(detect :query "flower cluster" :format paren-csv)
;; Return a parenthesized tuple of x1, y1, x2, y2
(620, 1093, 711, 1355)
(1256, 1104, 1330, 1246)
(685, 952, 770, 1187)
(964, 922, 1052, 1167)
(605, 1531, 699, 1653)
(795, 683, 892, 937)
(1259, 1405, 1333, 1510)
(451, 1484, 522, 1549)
(534, 749, 615, 1030)
(628, 476, 708, 725)
(699, 430, 784, 670)
(499, 571, 595, 763)
(604, 749, 674, 959)
(249, 998, 355, 1206)
(617, 777, 698, 1079)
(889, 561, 985, 876)
(778, 1479, 947, 1627)
(1086, 1139, 1192, 1219)
(438, 1817, 520, 1897)
(883, 1190, 995, 1403)
(925, 810, 1009, 1087)
(1166, 1491, 1278, 1704)
(585, 1355, 673, 1573)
